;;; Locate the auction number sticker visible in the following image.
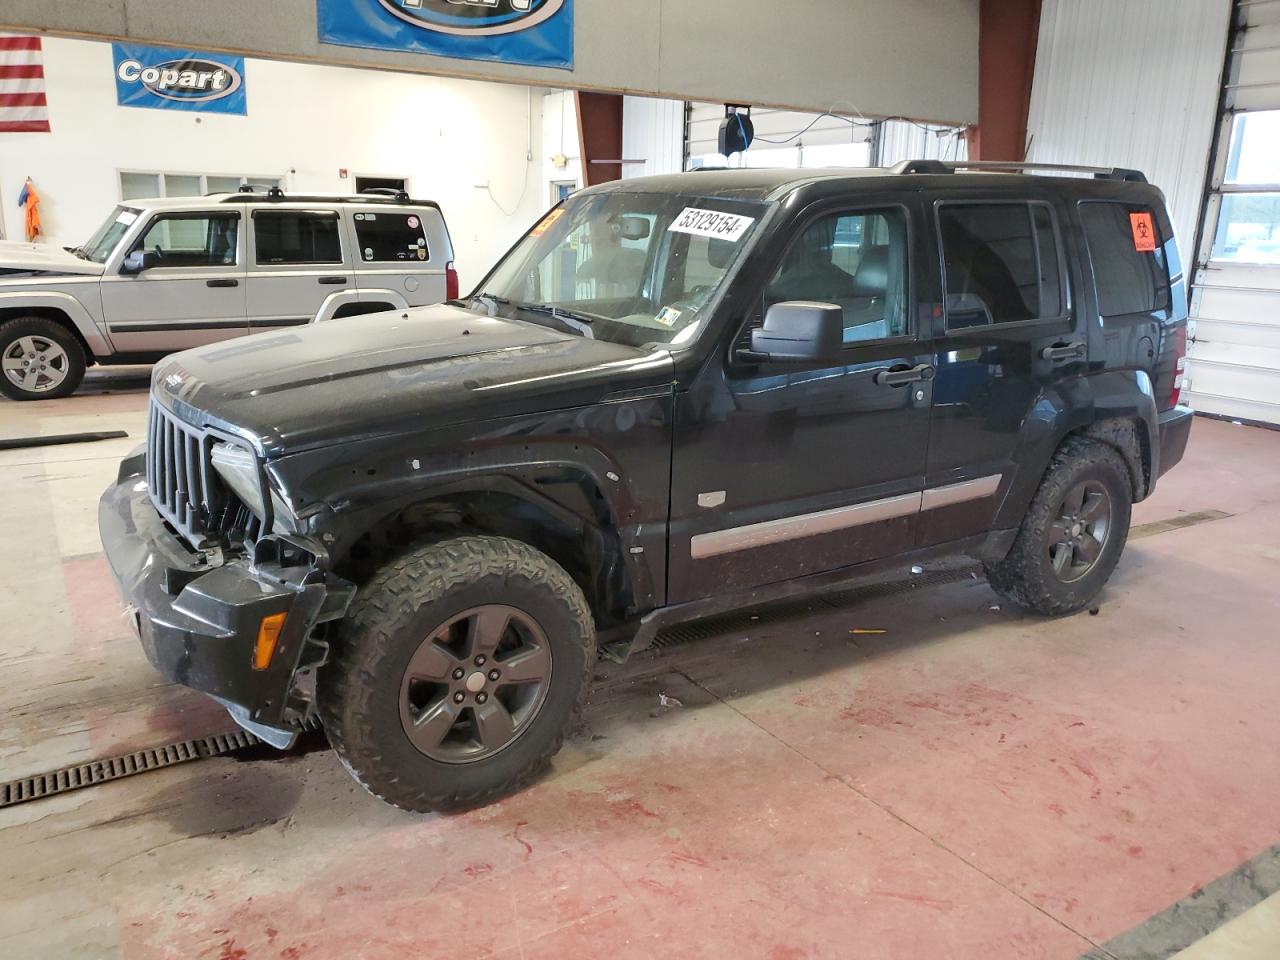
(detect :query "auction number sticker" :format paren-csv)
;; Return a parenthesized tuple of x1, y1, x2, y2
(669, 207, 755, 242)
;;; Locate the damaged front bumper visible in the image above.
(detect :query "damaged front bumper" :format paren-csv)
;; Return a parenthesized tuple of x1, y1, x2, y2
(98, 448, 354, 747)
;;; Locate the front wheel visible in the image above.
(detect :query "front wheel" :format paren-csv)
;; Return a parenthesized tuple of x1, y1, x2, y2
(318, 536, 595, 812)
(0, 316, 86, 401)
(985, 437, 1132, 616)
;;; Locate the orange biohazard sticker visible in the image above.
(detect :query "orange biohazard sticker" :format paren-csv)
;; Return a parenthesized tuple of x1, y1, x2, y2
(1130, 212, 1156, 252)
(530, 208, 565, 238)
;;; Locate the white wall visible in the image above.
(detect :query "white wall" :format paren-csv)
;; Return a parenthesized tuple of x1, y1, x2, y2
(0, 37, 550, 288)
(1025, 0, 1231, 258)
(540, 90, 581, 202)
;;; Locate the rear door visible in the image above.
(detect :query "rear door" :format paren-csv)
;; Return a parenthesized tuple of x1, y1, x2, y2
(918, 195, 1082, 546)
(246, 207, 352, 331)
(349, 205, 448, 308)
(100, 210, 247, 353)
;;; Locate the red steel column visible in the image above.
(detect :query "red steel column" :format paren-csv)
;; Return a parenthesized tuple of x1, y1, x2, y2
(966, 0, 1044, 161)
(575, 91, 625, 187)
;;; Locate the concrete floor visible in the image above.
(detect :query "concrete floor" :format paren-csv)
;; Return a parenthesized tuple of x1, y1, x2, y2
(2, 372, 1279, 959)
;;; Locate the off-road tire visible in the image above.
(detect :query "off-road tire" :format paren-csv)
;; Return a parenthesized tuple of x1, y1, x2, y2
(984, 437, 1132, 616)
(318, 535, 595, 812)
(0, 316, 86, 401)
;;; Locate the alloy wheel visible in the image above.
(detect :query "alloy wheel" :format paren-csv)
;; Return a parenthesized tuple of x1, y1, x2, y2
(1047, 479, 1112, 584)
(398, 604, 553, 764)
(2, 336, 70, 394)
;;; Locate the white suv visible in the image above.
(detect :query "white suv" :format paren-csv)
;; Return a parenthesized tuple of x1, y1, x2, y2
(0, 188, 456, 400)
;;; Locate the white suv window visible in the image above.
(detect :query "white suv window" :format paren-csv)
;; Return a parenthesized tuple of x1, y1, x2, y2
(254, 211, 343, 265)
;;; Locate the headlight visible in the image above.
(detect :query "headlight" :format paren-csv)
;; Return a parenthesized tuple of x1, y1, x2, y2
(210, 442, 266, 519)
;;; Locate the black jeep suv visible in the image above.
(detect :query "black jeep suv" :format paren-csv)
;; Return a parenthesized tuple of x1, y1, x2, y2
(100, 161, 1193, 811)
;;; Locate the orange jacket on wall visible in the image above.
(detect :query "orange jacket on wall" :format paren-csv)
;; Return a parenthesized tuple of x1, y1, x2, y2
(18, 179, 41, 243)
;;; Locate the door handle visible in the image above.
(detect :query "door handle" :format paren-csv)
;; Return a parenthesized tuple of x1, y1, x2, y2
(206, 279, 239, 288)
(318, 276, 348, 285)
(1041, 341, 1086, 362)
(873, 363, 935, 387)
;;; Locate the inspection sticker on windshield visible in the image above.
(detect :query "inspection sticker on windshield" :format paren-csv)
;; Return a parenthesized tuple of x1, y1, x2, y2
(670, 207, 755, 242)
(655, 306, 682, 328)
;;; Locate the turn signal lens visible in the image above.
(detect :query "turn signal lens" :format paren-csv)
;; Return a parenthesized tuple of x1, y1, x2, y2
(254, 612, 287, 671)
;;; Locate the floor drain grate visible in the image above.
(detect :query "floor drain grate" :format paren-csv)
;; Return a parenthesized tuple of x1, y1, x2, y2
(1129, 509, 1232, 540)
(0, 729, 260, 810)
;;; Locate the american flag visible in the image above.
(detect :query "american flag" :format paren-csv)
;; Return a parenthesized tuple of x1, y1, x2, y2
(0, 34, 50, 133)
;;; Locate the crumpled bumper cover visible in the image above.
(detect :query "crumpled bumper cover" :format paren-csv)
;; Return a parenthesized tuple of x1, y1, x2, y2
(98, 447, 354, 741)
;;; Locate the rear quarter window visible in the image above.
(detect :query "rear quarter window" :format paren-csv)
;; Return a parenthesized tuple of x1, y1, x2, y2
(1078, 201, 1171, 316)
(354, 211, 430, 263)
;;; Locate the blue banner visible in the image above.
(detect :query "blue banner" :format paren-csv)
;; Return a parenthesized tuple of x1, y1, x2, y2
(318, 0, 573, 70)
(113, 44, 248, 115)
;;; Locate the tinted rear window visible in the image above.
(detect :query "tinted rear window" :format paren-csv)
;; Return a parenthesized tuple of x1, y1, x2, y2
(938, 202, 1064, 329)
(354, 211, 430, 263)
(1078, 201, 1170, 316)
(254, 211, 342, 265)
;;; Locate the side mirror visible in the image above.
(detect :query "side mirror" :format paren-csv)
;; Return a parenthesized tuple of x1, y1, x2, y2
(748, 301, 844, 362)
(121, 250, 155, 275)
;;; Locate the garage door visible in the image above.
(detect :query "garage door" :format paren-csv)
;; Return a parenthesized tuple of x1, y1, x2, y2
(1190, 0, 1280, 425)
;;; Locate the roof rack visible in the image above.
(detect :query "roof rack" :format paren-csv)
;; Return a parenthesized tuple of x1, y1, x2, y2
(891, 159, 1147, 183)
(218, 190, 439, 209)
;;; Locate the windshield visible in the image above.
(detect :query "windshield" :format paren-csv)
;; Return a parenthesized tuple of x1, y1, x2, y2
(81, 206, 141, 263)
(476, 191, 767, 348)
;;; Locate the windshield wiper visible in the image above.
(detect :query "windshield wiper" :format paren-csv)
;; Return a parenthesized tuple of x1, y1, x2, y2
(65, 246, 90, 260)
(471, 292, 512, 314)
(516, 302, 596, 326)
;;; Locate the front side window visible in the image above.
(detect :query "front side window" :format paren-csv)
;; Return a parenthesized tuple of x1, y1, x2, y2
(1078, 201, 1170, 316)
(939, 202, 1064, 330)
(354, 211, 430, 262)
(764, 210, 909, 344)
(132, 213, 239, 267)
(254, 211, 342, 265)
(478, 192, 766, 348)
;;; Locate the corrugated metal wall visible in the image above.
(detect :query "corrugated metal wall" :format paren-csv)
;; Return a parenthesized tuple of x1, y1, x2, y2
(1025, 0, 1231, 253)
(621, 96, 685, 180)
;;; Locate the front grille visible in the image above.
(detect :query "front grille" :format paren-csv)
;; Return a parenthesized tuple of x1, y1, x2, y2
(146, 399, 260, 547)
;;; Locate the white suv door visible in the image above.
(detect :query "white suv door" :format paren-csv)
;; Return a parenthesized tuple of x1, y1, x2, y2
(100, 210, 247, 353)
(245, 207, 354, 331)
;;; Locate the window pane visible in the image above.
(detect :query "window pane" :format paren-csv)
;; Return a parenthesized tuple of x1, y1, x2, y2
(136, 214, 239, 267)
(120, 172, 161, 201)
(766, 210, 909, 343)
(254, 211, 342, 264)
(1212, 193, 1280, 264)
(940, 204, 1046, 328)
(1224, 111, 1280, 185)
(353, 211, 429, 262)
(1079, 202, 1170, 316)
(163, 175, 202, 198)
(206, 176, 243, 195)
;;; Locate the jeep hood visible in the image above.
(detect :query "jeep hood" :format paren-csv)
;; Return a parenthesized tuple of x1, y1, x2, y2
(0, 241, 104, 277)
(154, 303, 675, 455)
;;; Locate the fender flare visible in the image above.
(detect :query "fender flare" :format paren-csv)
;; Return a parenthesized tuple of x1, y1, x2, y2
(993, 370, 1160, 529)
(312, 288, 410, 323)
(0, 290, 113, 357)
(273, 441, 663, 614)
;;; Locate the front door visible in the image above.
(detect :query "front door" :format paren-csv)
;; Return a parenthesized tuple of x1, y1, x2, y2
(666, 203, 935, 605)
(918, 197, 1084, 546)
(100, 210, 246, 354)
(246, 208, 353, 331)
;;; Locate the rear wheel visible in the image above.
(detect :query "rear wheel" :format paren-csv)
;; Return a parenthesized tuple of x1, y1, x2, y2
(985, 437, 1132, 615)
(0, 316, 86, 401)
(318, 536, 594, 812)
